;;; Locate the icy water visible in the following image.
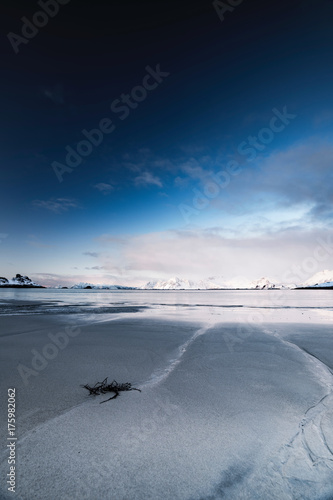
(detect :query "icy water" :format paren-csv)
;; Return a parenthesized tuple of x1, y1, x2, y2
(0, 288, 332, 322)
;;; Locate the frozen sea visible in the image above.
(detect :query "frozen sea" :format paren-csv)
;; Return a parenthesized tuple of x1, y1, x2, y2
(0, 289, 333, 500)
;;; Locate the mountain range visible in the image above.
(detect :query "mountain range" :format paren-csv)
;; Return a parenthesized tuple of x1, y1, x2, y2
(140, 276, 296, 290)
(0, 271, 332, 289)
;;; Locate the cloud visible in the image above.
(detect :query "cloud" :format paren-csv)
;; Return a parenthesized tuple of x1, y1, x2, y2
(30, 271, 128, 287)
(179, 158, 212, 180)
(174, 176, 189, 188)
(249, 139, 333, 222)
(134, 171, 163, 188)
(122, 150, 176, 174)
(123, 161, 144, 173)
(151, 158, 174, 169)
(96, 225, 333, 285)
(32, 198, 79, 213)
(30, 272, 80, 287)
(175, 138, 333, 229)
(83, 252, 100, 258)
(94, 183, 114, 194)
(85, 266, 105, 270)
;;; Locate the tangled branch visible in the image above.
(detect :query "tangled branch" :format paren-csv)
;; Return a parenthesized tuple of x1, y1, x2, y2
(82, 377, 141, 403)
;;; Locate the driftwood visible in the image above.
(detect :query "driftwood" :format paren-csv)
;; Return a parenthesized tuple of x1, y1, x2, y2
(82, 377, 141, 403)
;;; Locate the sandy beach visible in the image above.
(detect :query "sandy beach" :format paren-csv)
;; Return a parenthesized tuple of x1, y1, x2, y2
(0, 291, 333, 499)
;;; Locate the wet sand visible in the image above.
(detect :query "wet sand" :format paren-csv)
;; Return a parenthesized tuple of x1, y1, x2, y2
(0, 309, 332, 499)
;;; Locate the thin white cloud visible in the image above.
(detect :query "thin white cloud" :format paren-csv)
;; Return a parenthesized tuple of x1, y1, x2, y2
(83, 251, 100, 258)
(174, 176, 189, 188)
(32, 198, 79, 213)
(134, 171, 163, 188)
(30, 272, 124, 287)
(94, 183, 114, 194)
(179, 158, 212, 180)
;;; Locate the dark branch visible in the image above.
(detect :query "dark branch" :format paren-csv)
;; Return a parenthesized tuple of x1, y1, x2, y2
(82, 378, 141, 403)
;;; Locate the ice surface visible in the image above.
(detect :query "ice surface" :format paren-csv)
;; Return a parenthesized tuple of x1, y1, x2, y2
(0, 290, 332, 499)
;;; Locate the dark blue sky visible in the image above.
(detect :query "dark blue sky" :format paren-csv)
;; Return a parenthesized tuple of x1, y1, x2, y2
(1, 0, 333, 286)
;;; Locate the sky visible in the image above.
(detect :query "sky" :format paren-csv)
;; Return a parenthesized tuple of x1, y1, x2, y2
(1, 0, 333, 287)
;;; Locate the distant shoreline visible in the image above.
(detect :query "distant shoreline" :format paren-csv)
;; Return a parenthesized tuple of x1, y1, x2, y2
(0, 286, 332, 290)
(294, 286, 333, 290)
(0, 285, 45, 289)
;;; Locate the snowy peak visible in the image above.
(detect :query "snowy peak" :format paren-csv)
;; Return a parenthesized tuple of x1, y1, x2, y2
(141, 277, 198, 290)
(142, 276, 220, 290)
(301, 270, 333, 288)
(141, 276, 224, 290)
(197, 276, 226, 289)
(70, 282, 135, 290)
(250, 277, 278, 290)
(0, 274, 44, 288)
(11, 274, 35, 285)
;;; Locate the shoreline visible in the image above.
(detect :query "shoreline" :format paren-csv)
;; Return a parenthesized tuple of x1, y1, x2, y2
(1, 285, 333, 290)
(0, 311, 333, 499)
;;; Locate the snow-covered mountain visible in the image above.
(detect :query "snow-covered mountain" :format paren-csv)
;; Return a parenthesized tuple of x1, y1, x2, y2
(141, 276, 294, 290)
(141, 277, 199, 290)
(0, 274, 44, 288)
(2, 272, 331, 290)
(141, 276, 241, 290)
(249, 277, 276, 289)
(196, 277, 226, 289)
(300, 270, 333, 288)
(70, 282, 136, 290)
(249, 277, 292, 289)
